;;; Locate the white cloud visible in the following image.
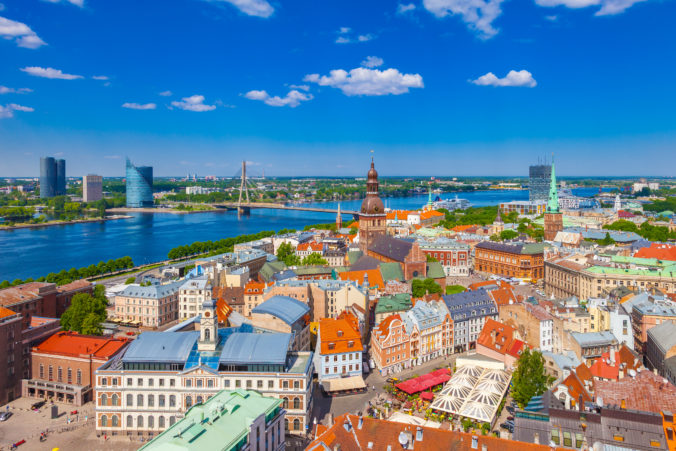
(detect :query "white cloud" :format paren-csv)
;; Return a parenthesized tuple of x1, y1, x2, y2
(244, 89, 312, 107)
(545, 14, 558, 20)
(0, 16, 47, 49)
(159, 90, 173, 97)
(21, 66, 83, 80)
(423, 0, 504, 39)
(171, 95, 216, 112)
(339, 27, 351, 34)
(397, 3, 417, 13)
(0, 86, 32, 94)
(361, 56, 384, 68)
(335, 28, 375, 44)
(289, 84, 310, 91)
(92, 75, 109, 80)
(534, 0, 644, 15)
(304, 67, 424, 96)
(42, 0, 85, 6)
(0, 103, 33, 119)
(122, 102, 157, 110)
(470, 69, 537, 87)
(211, 0, 274, 18)
(335, 36, 351, 44)
(358, 34, 374, 42)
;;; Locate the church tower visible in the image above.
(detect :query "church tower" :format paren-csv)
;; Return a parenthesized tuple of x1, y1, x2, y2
(198, 298, 218, 352)
(336, 203, 343, 230)
(544, 157, 563, 241)
(358, 157, 386, 252)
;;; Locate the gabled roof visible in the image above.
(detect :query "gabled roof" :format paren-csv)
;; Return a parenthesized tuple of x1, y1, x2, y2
(375, 293, 412, 315)
(368, 235, 414, 262)
(426, 261, 445, 279)
(319, 316, 363, 355)
(33, 331, 129, 360)
(477, 319, 518, 356)
(442, 289, 497, 322)
(379, 262, 405, 282)
(349, 255, 381, 271)
(561, 371, 592, 404)
(252, 295, 309, 325)
(647, 320, 676, 353)
(119, 280, 183, 299)
(338, 269, 384, 289)
(0, 306, 19, 320)
(488, 287, 518, 306)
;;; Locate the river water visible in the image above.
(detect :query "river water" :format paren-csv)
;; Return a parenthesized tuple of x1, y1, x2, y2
(0, 189, 600, 281)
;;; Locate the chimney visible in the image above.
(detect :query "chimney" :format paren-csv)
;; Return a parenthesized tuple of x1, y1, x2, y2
(358, 414, 363, 430)
(578, 394, 584, 412)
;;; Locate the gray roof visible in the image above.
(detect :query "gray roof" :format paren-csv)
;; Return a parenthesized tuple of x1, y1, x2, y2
(252, 295, 309, 325)
(123, 331, 198, 363)
(350, 255, 381, 271)
(475, 241, 544, 255)
(570, 331, 618, 347)
(542, 350, 581, 371)
(179, 275, 210, 291)
(566, 227, 642, 243)
(119, 280, 183, 299)
(441, 289, 497, 322)
(219, 333, 291, 366)
(647, 320, 676, 354)
(368, 235, 413, 262)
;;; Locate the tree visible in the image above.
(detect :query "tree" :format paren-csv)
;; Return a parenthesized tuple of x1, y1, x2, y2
(445, 285, 466, 295)
(60, 290, 108, 336)
(499, 229, 519, 241)
(511, 348, 555, 408)
(301, 253, 328, 266)
(411, 278, 442, 298)
(276, 242, 301, 266)
(125, 276, 136, 284)
(599, 232, 615, 246)
(426, 254, 438, 262)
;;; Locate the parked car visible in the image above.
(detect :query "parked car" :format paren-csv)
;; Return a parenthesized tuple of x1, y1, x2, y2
(31, 401, 46, 410)
(0, 411, 12, 421)
(507, 416, 514, 421)
(506, 406, 515, 415)
(500, 422, 514, 432)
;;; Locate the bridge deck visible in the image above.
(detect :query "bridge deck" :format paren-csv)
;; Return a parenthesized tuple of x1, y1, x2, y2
(212, 203, 358, 215)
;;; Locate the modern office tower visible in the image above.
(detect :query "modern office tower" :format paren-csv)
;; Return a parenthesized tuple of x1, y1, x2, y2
(125, 158, 153, 208)
(56, 159, 66, 195)
(529, 163, 552, 202)
(82, 174, 103, 202)
(39, 157, 57, 198)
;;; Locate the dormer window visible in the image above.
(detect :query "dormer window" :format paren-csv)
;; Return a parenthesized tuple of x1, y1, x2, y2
(328, 343, 335, 350)
(348, 341, 354, 348)
(337, 330, 343, 337)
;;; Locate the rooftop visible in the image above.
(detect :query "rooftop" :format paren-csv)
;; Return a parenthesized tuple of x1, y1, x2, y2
(219, 333, 291, 366)
(594, 370, 676, 414)
(34, 331, 129, 360)
(338, 268, 384, 289)
(647, 320, 676, 354)
(375, 293, 412, 315)
(475, 241, 545, 255)
(123, 331, 199, 364)
(119, 280, 183, 299)
(0, 306, 19, 320)
(442, 289, 497, 321)
(319, 316, 363, 355)
(251, 295, 309, 326)
(368, 235, 414, 262)
(0, 282, 55, 307)
(570, 331, 618, 347)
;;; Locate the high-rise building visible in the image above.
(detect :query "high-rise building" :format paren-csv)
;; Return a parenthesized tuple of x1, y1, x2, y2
(56, 158, 66, 195)
(358, 157, 386, 252)
(529, 163, 551, 202)
(544, 159, 563, 241)
(125, 158, 153, 208)
(39, 157, 57, 198)
(82, 174, 103, 202)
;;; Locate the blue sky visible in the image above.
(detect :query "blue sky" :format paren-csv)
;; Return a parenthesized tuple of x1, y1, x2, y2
(1, 0, 675, 177)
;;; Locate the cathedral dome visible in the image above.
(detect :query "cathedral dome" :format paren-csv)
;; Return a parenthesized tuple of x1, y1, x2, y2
(361, 196, 385, 215)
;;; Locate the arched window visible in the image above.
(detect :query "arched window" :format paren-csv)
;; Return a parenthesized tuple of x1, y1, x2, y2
(148, 416, 154, 429)
(159, 416, 165, 429)
(137, 415, 144, 428)
(204, 328, 211, 342)
(293, 397, 301, 410)
(293, 418, 300, 431)
(100, 394, 107, 406)
(186, 396, 192, 408)
(127, 415, 133, 427)
(196, 379, 203, 388)
(111, 415, 119, 427)
(111, 394, 119, 406)
(196, 396, 203, 404)
(100, 415, 108, 427)
(148, 394, 154, 407)
(282, 397, 289, 409)
(169, 395, 176, 407)
(137, 394, 143, 406)
(126, 394, 133, 406)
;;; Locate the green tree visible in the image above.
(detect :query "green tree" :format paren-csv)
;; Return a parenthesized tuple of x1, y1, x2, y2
(499, 229, 519, 241)
(445, 285, 466, 295)
(599, 232, 615, 246)
(301, 253, 328, 266)
(276, 242, 301, 265)
(125, 276, 136, 284)
(60, 290, 108, 335)
(511, 348, 555, 408)
(411, 278, 442, 298)
(426, 254, 438, 262)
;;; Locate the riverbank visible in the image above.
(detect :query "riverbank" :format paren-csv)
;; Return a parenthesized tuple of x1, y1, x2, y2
(0, 215, 132, 231)
(107, 206, 215, 214)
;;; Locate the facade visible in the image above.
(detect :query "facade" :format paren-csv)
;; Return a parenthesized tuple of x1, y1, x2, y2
(374, 293, 412, 326)
(628, 294, 676, 354)
(243, 280, 266, 317)
(0, 307, 23, 405)
(315, 314, 363, 381)
(179, 276, 213, 320)
(442, 290, 498, 352)
(404, 300, 453, 366)
(139, 389, 285, 451)
(568, 331, 619, 365)
(22, 331, 128, 406)
(39, 156, 57, 198)
(476, 319, 526, 369)
(358, 158, 387, 252)
(645, 320, 676, 384)
(500, 200, 546, 216)
(474, 241, 545, 280)
(83, 174, 103, 202)
(500, 302, 562, 353)
(417, 238, 471, 277)
(126, 158, 154, 208)
(529, 163, 551, 202)
(95, 310, 314, 437)
(114, 281, 181, 328)
(56, 158, 66, 195)
(250, 295, 311, 351)
(370, 314, 411, 376)
(544, 160, 563, 241)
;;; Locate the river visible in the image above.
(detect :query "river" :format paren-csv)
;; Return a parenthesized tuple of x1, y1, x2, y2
(0, 189, 600, 281)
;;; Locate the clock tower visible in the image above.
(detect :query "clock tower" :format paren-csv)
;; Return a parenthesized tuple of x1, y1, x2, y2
(359, 158, 386, 252)
(198, 299, 218, 352)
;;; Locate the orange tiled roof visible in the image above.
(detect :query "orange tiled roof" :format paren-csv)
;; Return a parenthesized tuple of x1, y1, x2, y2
(589, 356, 619, 381)
(477, 319, 517, 356)
(451, 224, 477, 233)
(244, 281, 265, 295)
(488, 287, 517, 306)
(635, 243, 676, 262)
(33, 331, 128, 360)
(375, 314, 401, 338)
(297, 241, 323, 252)
(562, 372, 592, 404)
(386, 210, 411, 221)
(338, 268, 384, 289)
(0, 306, 19, 320)
(319, 317, 363, 355)
(307, 414, 555, 451)
(420, 210, 444, 220)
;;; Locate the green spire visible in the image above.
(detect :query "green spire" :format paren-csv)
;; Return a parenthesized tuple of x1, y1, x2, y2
(547, 156, 559, 213)
(428, 183, 433, 207)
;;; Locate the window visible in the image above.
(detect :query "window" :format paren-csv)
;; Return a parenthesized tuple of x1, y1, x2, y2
(257, 380, 263, 389)
(112, 415, 119, 427)
(127, 378, 132, 386)
(282, 397, 289, 409)
(148, 378, 154, 387)
(246, 380, 252, 389)
(268, 380, 274, 389)
(137, 378, 143, 387)
(111, 394, 119, 406)
(294, 380, 300, 389)
(186, 379, 192, 388)
(563, 431, 572, 447)
(39, 364, 44, 379)
(293, 419, 300, 431)
(170, 416, 176, 426)
(293, 397, 301, 409)
(235, 380, 241, 388)
(101, 415, 107, 427)
(126, 394, 133, 406)
(185, 396, 192, 408)
(127, 415, 133, 427)
(100, 394, 108, 406)
(207, 379, 214, 388)
(575, 433, 583, 448)
(137, 394, 143, 407)
(77, 369, 82, 385)
(224, 380, 230, 388)
(159, 395, 165, 407)
(159, 416, 165, 429)
(196, 379, 203, 388)
(99, 376, 105, 386)
(169, 395, 176, 407)
(67, 368, 72, 384)
(148, 416, 154, 429)
(137, 416, 144, 428)
(170, 379, 175, 387)
(283, 381, 289, 389)
(196, 396, 203, 404)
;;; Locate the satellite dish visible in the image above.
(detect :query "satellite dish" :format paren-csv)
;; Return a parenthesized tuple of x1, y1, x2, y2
(398, 432, 409, 447)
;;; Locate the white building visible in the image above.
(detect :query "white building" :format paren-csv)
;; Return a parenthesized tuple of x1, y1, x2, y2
(178, 275, 213, 320)
(315, 315, 363, 382)
(632, 181, 659, 193)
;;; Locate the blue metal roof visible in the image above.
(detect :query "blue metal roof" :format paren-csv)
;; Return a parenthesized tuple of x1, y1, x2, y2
(219, 333, 291, 365)
(442, 289, 497, 322)
(122, 331, 198, 363)
(252, 295, 309, 325)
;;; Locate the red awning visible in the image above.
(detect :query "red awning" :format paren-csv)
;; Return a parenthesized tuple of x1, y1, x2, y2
(420, 391, 434, 401)
(395, 368, 451, 394)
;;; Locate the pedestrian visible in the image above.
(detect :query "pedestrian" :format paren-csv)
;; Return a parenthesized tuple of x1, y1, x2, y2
(372, 385, 375, 391)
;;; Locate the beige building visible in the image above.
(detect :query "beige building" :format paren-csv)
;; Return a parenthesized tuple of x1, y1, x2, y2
(500, 302, 565, 353)
(178, 276, 213, 320)
(115, 282, 181, 328)
(83, 174, 103, 203)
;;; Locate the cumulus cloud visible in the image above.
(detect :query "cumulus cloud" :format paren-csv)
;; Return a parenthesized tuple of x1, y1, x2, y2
(171, 95, 216, 112)
(304, 67, 424, 96)
(21, 66, 83, 80)
(535, 0, 645, 15)
(122, 102, 157, 110)
(211, 0, 274, 18)
(423, 0, 504, 39)
(339, 27, 351, 34)
(335, 36, 351, 44)
(244, 89, 312, 107)
(0, 103, 34, 119)
(0, 16, 47, 48)
(470, 69, 537, 87)
(0, 86, 32, 94)
(361, 56, 384, 68)
(358, 34, 374, 42)
(42, 0, 85, 6)
(397, 3, 417, 13)
(159, 90, 173, 96)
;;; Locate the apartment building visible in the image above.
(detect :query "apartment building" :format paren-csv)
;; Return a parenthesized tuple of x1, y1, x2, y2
(474, 242, 545, 281)
(115, 281, 181, 328)
(178, 276, 213, 320)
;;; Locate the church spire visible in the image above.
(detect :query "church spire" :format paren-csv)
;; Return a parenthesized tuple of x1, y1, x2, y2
(547, 155, 559, 213)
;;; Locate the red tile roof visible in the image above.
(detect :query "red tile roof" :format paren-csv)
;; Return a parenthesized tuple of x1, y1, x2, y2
(0, 306, 19, 320)
(338, 268, 384, 289)
(477, 318, 518, 356)
(32, 331, 129, 360)
(594, 370, 676, 414)
(0, 282, 54, 307)
(56, 279, 92, 293)
(319, 316, 363, 355)
(634, 243, 676, 262)
(244, 281, 265, 295)
(562, 372, 592, 404)
(488, 287, 518, 306)
(297, 241, 324, 252)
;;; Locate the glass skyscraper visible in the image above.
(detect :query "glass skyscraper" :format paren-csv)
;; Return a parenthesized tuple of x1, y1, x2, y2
(40, 157, 57, 198)
(126, 158, 154, 208)
(56, 159, 66, 196)
(529, 164, 552, 202)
